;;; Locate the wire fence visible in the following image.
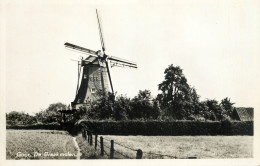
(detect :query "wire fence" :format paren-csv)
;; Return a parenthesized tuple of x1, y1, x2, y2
(81, 129, 196, 159)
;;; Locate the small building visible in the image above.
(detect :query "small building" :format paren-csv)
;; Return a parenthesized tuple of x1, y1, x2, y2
(232, 107, 254, 121)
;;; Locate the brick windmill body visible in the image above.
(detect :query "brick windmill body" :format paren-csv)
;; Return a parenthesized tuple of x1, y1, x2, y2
(65, 10, 137, 109)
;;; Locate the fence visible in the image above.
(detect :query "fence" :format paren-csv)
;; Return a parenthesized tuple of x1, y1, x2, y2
(81, 129, 197, 159)
(82, 129, 142, 159)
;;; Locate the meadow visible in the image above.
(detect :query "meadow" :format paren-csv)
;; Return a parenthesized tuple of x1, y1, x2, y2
(6, 129, 253, 159)
(6, 130, 78, 159)
(77, 135, 253, 159)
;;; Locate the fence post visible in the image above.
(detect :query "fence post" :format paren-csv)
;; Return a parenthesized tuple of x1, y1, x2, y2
(95, 134, 97, 150)
(136, 149, 143, 159)
(83, 129, 86, 140)
(87, 131, 90, 143)
(100, 136, 104, 156)
(110, 140, 114, 159)
(90, 133, 93, 145)
(188, 157, 197, 159)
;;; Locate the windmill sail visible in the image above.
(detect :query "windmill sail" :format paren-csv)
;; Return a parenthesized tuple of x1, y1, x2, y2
(96, 9, 114, 94)
(108, 56, 137, 68)
(96, 9, 106, 52)
(65, 42, 98, 56)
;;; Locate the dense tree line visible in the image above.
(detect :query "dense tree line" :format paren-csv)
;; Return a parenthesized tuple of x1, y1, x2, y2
(6, 103, 67, 126)
(78, 89, 161, 121)
(80, 64, 236, 121)
(157, 64, 235, 121)
(6, 64, 236, 126)
(6, 111, 37, 126)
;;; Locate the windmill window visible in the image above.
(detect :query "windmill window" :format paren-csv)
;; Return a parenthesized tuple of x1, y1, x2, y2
(90, 77, 98, 81)
(90, 88, 96, 93)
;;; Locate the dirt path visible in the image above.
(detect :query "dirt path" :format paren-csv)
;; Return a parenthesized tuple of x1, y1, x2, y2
(73, 137, 81, 159)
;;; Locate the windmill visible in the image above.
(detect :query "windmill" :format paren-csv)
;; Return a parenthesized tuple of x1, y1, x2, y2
(65, 9, 137, 109)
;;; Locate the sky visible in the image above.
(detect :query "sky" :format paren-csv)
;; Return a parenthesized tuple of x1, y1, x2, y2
(1, 0, 260, 115)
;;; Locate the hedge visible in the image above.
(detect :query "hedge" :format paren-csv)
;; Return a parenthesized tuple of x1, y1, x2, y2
(231, 121, 253, 135)
(6, 122, 62, 130)
(6, 120, 253, 136)
(79, 120, 253, 136)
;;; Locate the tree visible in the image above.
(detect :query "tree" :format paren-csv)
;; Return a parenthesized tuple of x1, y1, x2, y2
(194, 101, 209, 120)
(130, 90, 154, 119)
(35, 102, 67, 123)
(80, 90, 161, 120)
(6, 111, 37, 126)
(112, 95, 131, 120)
(83, 91, 114, 120)
(221, 97, 235, 118)
(204, 99, 225, 121)
(158, 65, 199, 119)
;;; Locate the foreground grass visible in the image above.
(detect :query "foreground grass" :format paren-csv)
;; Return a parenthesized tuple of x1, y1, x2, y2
(76, 134, 108, 159)
(77, 134, 253, 159)
(6, 130, 78, 160)
(104, 135, 253, 159)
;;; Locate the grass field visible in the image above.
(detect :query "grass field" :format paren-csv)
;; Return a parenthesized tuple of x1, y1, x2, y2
(77, 135, 253, 159)
(76, 134, 108, 159)
(6, 130, 78, 159)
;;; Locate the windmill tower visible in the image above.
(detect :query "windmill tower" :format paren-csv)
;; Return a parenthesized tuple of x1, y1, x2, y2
(65, 10, 137, 109)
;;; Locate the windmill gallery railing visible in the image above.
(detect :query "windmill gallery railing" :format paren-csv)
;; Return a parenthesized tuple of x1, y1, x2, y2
(81, 129, 197, 159)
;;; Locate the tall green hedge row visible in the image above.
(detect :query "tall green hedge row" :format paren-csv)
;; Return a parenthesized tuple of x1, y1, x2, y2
(80, 120, 253, 136)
